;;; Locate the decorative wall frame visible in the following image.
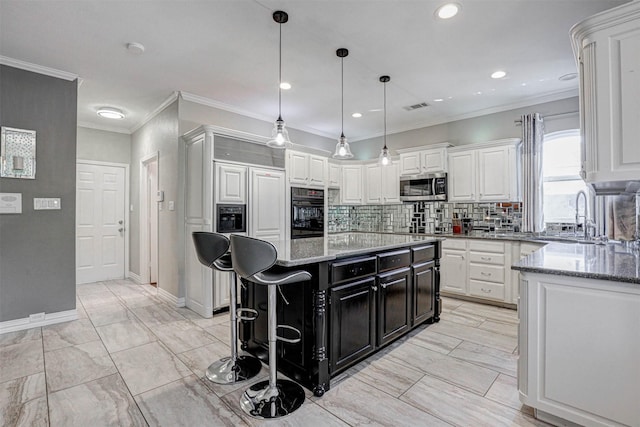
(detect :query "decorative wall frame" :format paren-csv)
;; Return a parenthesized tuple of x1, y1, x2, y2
(1, 127, 36, 179)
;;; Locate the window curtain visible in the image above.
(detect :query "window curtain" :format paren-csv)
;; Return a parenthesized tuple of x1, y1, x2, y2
(521, 113, 545, 233)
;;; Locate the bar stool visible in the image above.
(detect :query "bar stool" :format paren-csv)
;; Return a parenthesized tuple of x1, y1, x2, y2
(230, 234, 310, 419)
(192, 232, 262, 384)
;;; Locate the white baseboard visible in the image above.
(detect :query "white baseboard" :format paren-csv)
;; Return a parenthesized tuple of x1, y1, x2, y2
(127, 271, 142, 284)
(157, 287, 186, 308)
(0, 309, 78, 335)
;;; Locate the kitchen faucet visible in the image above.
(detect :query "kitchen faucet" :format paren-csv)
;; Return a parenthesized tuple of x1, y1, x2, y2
(575, 190, 593, 240)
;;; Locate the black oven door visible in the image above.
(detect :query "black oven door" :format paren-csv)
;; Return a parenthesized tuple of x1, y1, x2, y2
(291, 201, 324, 239)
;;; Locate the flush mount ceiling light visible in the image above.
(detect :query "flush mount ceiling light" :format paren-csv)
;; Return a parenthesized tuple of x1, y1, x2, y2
(280, 82, 291, 90)
(96, 107, 125, 119)
(433, 98, 444, 102)
(435, 3, 460, 19)
(352, 112, 362, 118)
(267, 10, 292, 149)
(378, 75, 392, 166)
(126, 42, 145, 54)
(333, 48, 354, 159)
(491, 70, 507, 79)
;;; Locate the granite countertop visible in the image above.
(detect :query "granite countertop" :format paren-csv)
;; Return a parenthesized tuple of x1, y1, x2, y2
(512, 242, 640, 284)
(269, 232, 439, 267)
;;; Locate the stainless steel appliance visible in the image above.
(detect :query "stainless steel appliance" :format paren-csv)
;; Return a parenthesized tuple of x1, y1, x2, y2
(217, 204, 246, 233)
(399, 173, 447, 202)
(291, 187, 324, 239)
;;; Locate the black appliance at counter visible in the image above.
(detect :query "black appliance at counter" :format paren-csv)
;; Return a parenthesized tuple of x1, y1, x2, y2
(216, 204, 246, 233)
(400, 172, 447, 202)
(291, 187, 324, 239)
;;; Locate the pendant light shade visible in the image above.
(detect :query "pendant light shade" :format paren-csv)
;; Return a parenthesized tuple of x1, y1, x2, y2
(333, 48, 354, 159)
(267, 10, 291, 149)
(378, 75, 392, 166)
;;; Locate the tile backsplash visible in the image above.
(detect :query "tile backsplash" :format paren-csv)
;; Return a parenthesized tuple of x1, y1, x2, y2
(328, 190, 522, 234)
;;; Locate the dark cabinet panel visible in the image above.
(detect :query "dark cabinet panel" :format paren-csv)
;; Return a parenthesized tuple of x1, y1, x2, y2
(330, 277, 376, 374)
(377, 267, 411, 346)
(331, 256, 377, 285)
(378, 249, 411, 273)
(412, 245, 435, 264)
(412, 261, 435, 325)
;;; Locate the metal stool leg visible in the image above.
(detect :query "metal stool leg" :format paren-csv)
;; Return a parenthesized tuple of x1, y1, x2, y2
(205, 272, 262, 384)
(239, 285, 305, 419)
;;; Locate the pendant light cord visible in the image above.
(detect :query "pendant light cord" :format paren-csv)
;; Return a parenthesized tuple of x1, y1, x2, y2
(383, 79, 387, 149)
(341, 56, 345, 138)
(278, 22, 282, 120)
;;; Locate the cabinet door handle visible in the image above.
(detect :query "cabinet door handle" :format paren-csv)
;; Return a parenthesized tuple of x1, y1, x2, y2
(481, 272, 492, 276)
(480, 288, 492, 293)
(480, 256, 492, 261)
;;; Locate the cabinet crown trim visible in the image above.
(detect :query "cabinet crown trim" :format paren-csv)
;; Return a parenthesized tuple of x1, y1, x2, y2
(396, 142, 453, 154)
(448, 138, 521, 153)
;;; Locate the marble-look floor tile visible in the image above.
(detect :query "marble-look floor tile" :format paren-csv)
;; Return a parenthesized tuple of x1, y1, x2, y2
(42, 319, 100, 351)
(180, 309, 229, 329)
(78, 292, 121, 308)
(449, 341, 517, 377)
(428, 321, 517, 353)
(84, 301, 135, 327)
(486, 373, 534, 416)
(204, 322, 231, 345)
(401, 374, 546, 427)
(479, 319, 518, 338)
(95, 319, 156, 353)
(0, 372, 47, 427)
(131, 304, 185, 327)
(315, 376, 452, 426)
(410, 329, 463, 354)
(45, 340, 117, 392)
(418, 355, 499, 395)
(0, 340, 44, 384)
(0, 328, 41, 346)
(454, 302, 518, 324)
(119, 294, 159, 309)
(151, 320, 215, 354)
(385, 341, 448, 373)
(441, 310, 486, 327)
(352, 356, 424, 397)
(110, 341, 191, 395)
(441, 297, 465, 310)
(136, 374, 246, 427)
(48, 373, 146, 427)
(76, 282, 110, 296)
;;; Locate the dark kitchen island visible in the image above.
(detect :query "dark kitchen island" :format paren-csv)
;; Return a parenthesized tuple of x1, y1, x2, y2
(239, 232, 441, 397)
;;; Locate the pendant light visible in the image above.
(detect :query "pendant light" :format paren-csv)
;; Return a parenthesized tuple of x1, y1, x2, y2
(378, 75, 392, 166)
(267, 10, 291, 149)
(332, 48, 354, 159)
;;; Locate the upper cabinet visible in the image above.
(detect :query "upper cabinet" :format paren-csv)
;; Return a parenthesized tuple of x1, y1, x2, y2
(287, 150, 327, 188)
(364, 163, 400, 205)
(448, 139, 521, 202)
(398, 143, 451, 176)
(571, 2, 640, 192)
(328, 162, 341, 189)
(215, 163, 247, 204)
(341, 164, 363, 205)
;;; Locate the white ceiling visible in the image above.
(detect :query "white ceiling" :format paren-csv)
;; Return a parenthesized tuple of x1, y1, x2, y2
(0, 0, 629, 141)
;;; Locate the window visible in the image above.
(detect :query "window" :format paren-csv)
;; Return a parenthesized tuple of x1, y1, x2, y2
(542, 130, 589, 225)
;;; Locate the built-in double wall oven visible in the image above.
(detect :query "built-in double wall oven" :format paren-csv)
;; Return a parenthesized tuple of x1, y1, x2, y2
(291, 187, 324, 239)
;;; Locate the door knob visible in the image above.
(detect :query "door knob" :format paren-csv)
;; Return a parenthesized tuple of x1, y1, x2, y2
(118, 220, 124, 224)
(118, 228, 124, 233)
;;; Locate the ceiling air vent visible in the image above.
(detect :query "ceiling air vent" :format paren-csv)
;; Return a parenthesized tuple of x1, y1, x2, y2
(403, 102, 429, 111)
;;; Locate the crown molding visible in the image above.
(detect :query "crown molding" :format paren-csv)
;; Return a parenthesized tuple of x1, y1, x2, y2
(129, 91, 180, 134)
(0, 55, 79, 81)
(77, 121, 132, 135)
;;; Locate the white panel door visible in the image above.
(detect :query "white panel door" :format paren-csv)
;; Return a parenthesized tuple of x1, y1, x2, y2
(423, 148, 447, 173)
(308, 155, 327, 187)
(399, 152, 421, 175)
(382, 163, 401, 203)
(76, 163, 125, 284)
(215, 162, 247, 204)
(477, 146, 510, 201)
(287, 151, 308, 186)
(365, 164, 382, 204)
(250, 168, 285, 241)
(448, 151, 476, 201)
(440, 249, 468, 295)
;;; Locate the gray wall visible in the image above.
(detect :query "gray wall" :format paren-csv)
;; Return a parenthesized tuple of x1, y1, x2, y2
(77, 126, 131, 164)
(350, 97, 580, 160)
(130, 101, 180, 297)
(0, 65, 77, 322)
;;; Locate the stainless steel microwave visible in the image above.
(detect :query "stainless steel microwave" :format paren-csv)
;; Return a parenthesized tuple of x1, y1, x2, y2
(399, 173, 447, 202)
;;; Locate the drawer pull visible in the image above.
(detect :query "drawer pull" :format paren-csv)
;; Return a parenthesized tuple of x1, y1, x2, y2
(481, 256, 492, 261)
(480, 272, 492, 276)
(480, 288, 492, 293)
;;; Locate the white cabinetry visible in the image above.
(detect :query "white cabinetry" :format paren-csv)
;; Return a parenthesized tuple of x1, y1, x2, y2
(286, 150, 327, 188)
(448, 139, 520, 202)
(398, 143, 451, 176)
(364, 163, 400, 205)
(249, 168, 286, 241)
(328, 162, 341, 188)
(340, 164, 363, 205)
(571, 2, 640, 191)
(440, 239, 468, 295)
(215, 163, 247, 204)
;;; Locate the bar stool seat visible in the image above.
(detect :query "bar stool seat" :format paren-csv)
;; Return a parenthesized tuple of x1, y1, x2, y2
(230, 234, 310, 419)
(192, 232, 262, 385)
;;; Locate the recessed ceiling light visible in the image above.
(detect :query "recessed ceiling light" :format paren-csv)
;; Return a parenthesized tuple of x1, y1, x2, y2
(475, 91, 482, 95)
(97, 107, 125, 119)
(433, 98, 444, 102)
(126, 42, 145, 54)
(280, 82, 291, 90)
(521, 83, 527, 86)
(435, 3, 460, 19)
(352, 112, 362, 118)
(558, 73, 578, 81)
(491, 70, 506, 79)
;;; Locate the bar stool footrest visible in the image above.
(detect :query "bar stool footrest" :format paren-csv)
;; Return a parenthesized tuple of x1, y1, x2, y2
(237, 308, 259, 322)
(276, 324, 302, 344)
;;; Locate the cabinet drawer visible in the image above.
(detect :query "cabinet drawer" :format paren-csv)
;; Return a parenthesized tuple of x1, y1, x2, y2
(442, 238, 466, 250)
(468, 240, 504, 253)
(331, 256, 377, 285)
(468, 251, 505, 265)
(469, 263, 504, 283)
(378, 250, 411, 273)
(469, 280, 505, 301)
(412, 245, 435, 264)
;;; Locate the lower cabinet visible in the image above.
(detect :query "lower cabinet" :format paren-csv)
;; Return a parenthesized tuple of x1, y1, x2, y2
(412, 260, 435, 325)
(377, 267, 410, 346)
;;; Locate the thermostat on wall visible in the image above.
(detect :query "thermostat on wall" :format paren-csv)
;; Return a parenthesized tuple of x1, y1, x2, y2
(0, 193, 22, 214)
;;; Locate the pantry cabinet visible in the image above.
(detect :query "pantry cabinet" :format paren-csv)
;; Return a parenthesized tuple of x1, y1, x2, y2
(571, 2, 640, 191)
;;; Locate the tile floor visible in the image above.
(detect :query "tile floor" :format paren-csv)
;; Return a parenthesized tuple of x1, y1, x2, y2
(0, 279, 549, 426)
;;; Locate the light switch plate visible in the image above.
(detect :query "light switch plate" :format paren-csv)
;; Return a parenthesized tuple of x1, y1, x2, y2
(34, 198, 61, 210)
